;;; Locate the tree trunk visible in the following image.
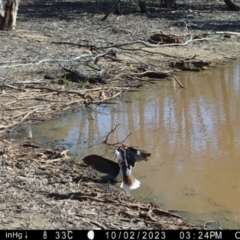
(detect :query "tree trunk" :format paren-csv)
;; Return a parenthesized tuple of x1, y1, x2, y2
(114, 1, 122, 15)
(0, 0, 4, 17)
(138, 0, 148, 13)
(1, 0, 20, 30)
(224, 0, 240, 10)
(0, 0, 4, 26)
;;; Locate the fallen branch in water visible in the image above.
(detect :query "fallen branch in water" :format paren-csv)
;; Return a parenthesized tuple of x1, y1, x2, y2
(103, 124, 120, 144)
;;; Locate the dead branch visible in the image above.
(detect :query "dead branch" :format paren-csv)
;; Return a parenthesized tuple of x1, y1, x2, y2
(24, 85, 85, 97)
(91, 90, 122, 104)
(169, 60, 212, 72)
(152, 207, 185, 219)
(22, 143, 40, 148)
(0, 58, 70, 69)
(203, 221, 219, 230)
(0, 83, 25, 91)
(97, 38, 212, 49)
(132, 71, 169, 79)
(89, 220, 106, 230)
(93, 50, 120, 64)
(168, 73, 185, 88)
(58, 61, 108, 84)
(119, 47, 177, 58)
(120, 53, 184, 88)
(103, 124, 120, 144)
(51, 41, 96, 49)
(51, 37, 211, 50)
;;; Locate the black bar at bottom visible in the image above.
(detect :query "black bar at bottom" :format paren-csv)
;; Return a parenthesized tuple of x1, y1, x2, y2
(0, 230, 239, 240)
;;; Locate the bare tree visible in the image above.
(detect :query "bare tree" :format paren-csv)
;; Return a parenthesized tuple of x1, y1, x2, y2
(0, 0, 20, 30)
(0, 0, 4, 16)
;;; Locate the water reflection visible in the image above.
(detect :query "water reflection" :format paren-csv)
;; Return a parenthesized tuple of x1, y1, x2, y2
(32, 60, 240, 229)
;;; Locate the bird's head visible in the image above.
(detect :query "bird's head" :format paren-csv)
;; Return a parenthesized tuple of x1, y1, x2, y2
(115, 146, 125, 160)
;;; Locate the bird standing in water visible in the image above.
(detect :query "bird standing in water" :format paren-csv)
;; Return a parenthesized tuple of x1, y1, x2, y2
(82, 144, 151, 190)
(115, 144, 151, 190)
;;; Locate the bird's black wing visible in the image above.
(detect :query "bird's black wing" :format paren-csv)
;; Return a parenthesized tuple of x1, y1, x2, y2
(82, 155, 120, 178)
(124, 146, 151, 168)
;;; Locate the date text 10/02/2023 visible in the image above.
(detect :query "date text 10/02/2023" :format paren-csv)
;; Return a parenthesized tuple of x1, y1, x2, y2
(105, 231, 224, 240)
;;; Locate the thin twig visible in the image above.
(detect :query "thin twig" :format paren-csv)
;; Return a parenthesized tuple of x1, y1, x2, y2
(103, 124, 120, 144)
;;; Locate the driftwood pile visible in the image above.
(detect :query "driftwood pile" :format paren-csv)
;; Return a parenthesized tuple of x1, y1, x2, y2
(0, 138, 203, 229)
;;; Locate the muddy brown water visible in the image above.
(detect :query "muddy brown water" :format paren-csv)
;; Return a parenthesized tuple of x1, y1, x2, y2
(32, 60, 240, 229)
